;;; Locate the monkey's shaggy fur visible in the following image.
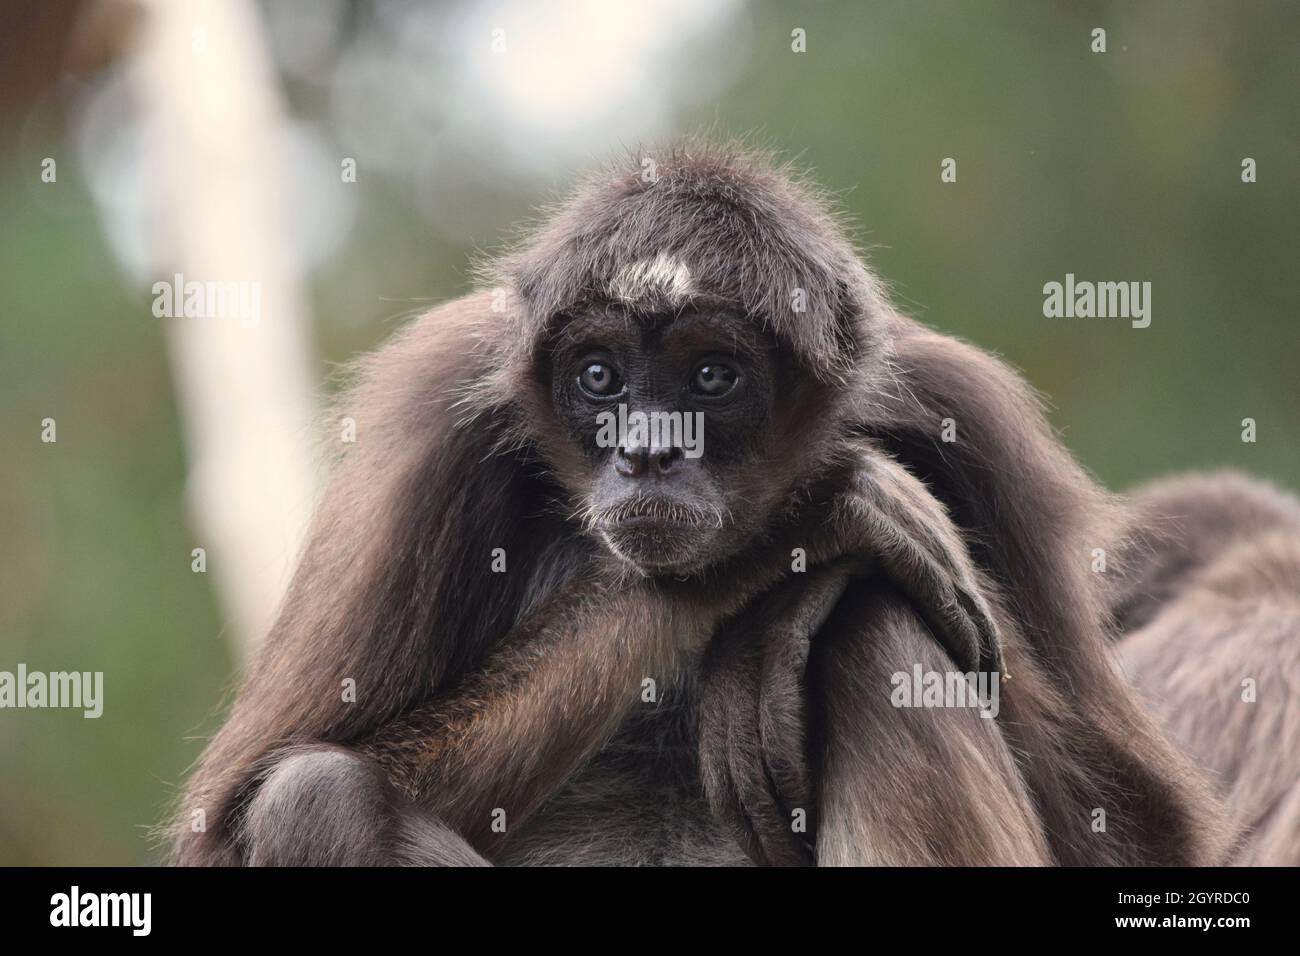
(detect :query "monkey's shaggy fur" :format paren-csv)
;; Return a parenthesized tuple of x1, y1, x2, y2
(173, 144, 1298, 866)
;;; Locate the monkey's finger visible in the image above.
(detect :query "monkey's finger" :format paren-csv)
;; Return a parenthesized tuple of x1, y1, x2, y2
(846, 473, 1004, 677)
(698, 630, 790, 865)
(757, 564, 850, 808)
(699, 565, 853, 866)
(868, 512, 991, 678)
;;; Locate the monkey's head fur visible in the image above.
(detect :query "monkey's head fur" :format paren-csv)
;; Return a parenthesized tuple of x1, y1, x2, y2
(469, 143, 896, 576)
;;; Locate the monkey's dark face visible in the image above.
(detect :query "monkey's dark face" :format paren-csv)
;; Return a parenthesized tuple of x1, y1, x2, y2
(548, 309, 780, 575)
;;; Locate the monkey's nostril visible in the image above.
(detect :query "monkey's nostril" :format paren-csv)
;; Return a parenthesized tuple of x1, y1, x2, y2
(615, 446, 648, 478)
(653, 446, 683, 474)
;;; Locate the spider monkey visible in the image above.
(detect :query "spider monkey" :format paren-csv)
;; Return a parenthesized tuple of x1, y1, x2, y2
(174, 144, 1246, 867)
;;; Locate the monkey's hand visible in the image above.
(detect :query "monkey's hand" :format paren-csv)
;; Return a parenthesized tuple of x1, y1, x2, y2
(818, 447, 1005, 679)
(697, 559, 860, 866)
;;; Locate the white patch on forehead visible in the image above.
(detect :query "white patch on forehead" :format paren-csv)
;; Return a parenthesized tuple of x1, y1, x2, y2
(608, 253, 695, 307)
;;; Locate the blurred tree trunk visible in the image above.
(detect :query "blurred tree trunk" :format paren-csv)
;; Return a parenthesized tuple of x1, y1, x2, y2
(128, 0, 319, 661)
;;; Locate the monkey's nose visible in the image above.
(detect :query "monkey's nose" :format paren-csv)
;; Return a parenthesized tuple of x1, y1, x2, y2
(615, 445, 683, 478)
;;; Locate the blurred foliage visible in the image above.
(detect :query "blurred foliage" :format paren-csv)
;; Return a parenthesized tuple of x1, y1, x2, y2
(1, 0, 1297, 863)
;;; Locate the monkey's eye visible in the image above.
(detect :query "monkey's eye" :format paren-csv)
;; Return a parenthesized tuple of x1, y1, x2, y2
(689, 362, 738, 398)
(578, 361, 622, 397)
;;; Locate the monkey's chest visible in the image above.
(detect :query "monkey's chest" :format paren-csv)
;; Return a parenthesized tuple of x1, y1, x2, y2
(496, 703, 751, 866)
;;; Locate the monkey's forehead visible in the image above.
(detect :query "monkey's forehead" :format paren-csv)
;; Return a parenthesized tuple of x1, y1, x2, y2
(545, 306, 774, 358)
(607, 253, 699, 311)
(489, 148, 882, 379)
(500, 169, 857, 324)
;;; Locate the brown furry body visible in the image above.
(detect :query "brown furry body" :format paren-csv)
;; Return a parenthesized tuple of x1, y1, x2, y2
(1114, 472, 1300, 865)
(172, 145, 1294, 866)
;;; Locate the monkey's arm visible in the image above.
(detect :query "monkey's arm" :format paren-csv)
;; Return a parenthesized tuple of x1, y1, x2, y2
(354, 576, 719, 853)
(809, 581, 1050, 865)
(723, 436, 1004, 678)
(822, 445, 1004, 678)
(699, 456, 1020, 866)
(701, 566, 1047, 866)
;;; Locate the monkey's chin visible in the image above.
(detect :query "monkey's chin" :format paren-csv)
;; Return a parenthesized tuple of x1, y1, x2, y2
(598, 523, 718, 577)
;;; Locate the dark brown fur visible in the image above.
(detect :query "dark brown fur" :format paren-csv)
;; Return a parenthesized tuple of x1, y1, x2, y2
(172, 144, 1271, 866)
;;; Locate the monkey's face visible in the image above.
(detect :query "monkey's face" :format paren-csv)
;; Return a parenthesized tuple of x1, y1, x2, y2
(548, 309, 784, 575)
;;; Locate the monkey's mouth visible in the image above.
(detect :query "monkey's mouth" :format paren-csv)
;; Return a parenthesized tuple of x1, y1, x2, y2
(593, 498, 723, 572)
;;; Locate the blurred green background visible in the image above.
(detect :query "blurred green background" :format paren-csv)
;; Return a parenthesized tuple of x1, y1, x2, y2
(1, 0, 1296, 864)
